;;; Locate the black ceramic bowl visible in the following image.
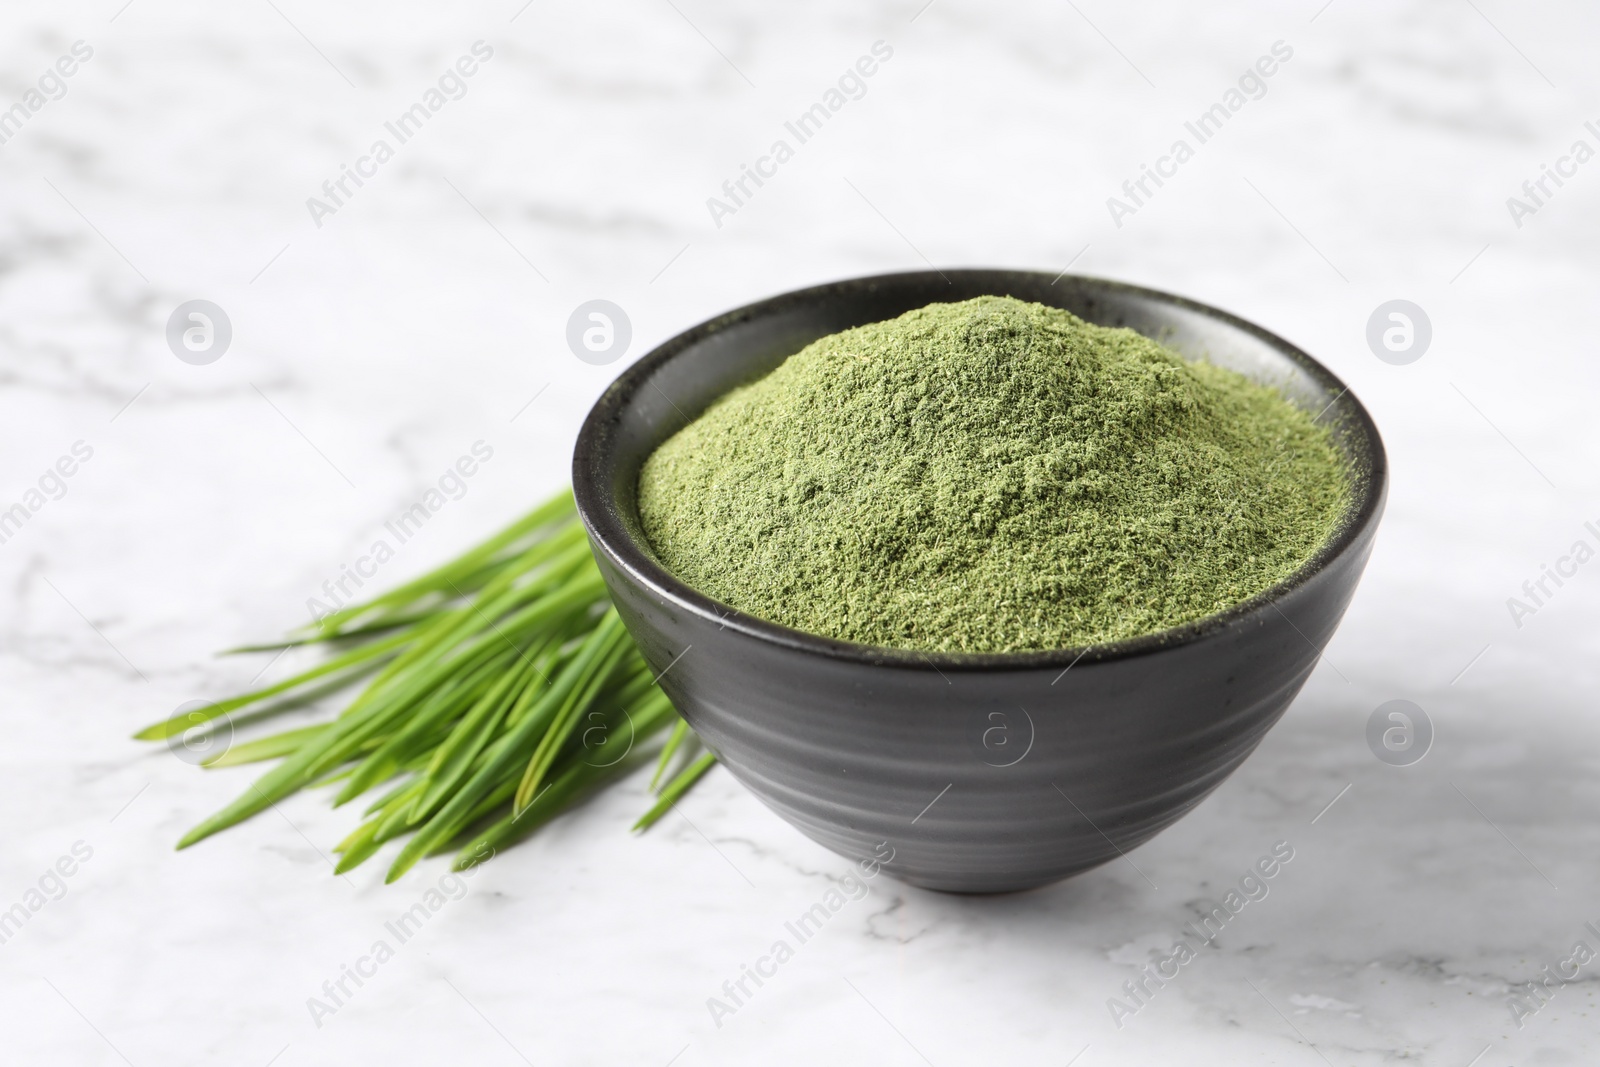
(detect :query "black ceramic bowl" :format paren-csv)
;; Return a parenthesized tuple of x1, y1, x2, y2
(573, 270, 1386, 894)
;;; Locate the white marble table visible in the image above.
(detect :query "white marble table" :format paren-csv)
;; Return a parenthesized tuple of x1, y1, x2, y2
(3, 1, 1598, 1063)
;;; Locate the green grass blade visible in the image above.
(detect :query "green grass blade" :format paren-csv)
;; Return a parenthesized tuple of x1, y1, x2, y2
(333, 818, 385, 874)
(381, 614, 627, 880)
(332, 644, 515, 805)
(203, 723, 331, 768)
(447, 694, 677, 863)
(134, 628, 413, 740)
(633, 751, 717, 832)
(407, 656, 542, 821)
(650, 719, 690, 792)
(512, 617, 631, 812)
(362, 773, 423, 817)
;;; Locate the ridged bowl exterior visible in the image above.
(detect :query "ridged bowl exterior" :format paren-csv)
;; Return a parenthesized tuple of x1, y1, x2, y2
(573, 271, 1386, 894)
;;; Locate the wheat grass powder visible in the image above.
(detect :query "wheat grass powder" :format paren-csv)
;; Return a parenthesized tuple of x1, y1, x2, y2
(638, 296, 1349, 654)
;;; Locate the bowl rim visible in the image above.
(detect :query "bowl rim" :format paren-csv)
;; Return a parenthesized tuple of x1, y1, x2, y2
(572, 268, 1388, 672)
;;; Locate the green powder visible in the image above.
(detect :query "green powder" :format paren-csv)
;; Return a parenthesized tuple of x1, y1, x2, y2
(638, 296, 1349, 653)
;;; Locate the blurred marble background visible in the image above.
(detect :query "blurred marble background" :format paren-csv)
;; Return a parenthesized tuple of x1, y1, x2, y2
(2, 0, 1598, 1063)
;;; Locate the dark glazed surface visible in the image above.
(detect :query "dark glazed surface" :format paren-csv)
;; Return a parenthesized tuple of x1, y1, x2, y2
(573, 270, 1387, 893)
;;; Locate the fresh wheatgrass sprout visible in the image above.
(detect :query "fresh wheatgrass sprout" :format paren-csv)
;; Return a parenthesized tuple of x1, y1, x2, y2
(135, 488, 719, 882)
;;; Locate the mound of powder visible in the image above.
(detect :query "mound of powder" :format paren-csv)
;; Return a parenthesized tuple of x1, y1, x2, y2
(638, 296, 1349, 653)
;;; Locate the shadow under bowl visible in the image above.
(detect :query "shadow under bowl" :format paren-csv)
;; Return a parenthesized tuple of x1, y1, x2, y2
(572, 269, 1387, 894)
